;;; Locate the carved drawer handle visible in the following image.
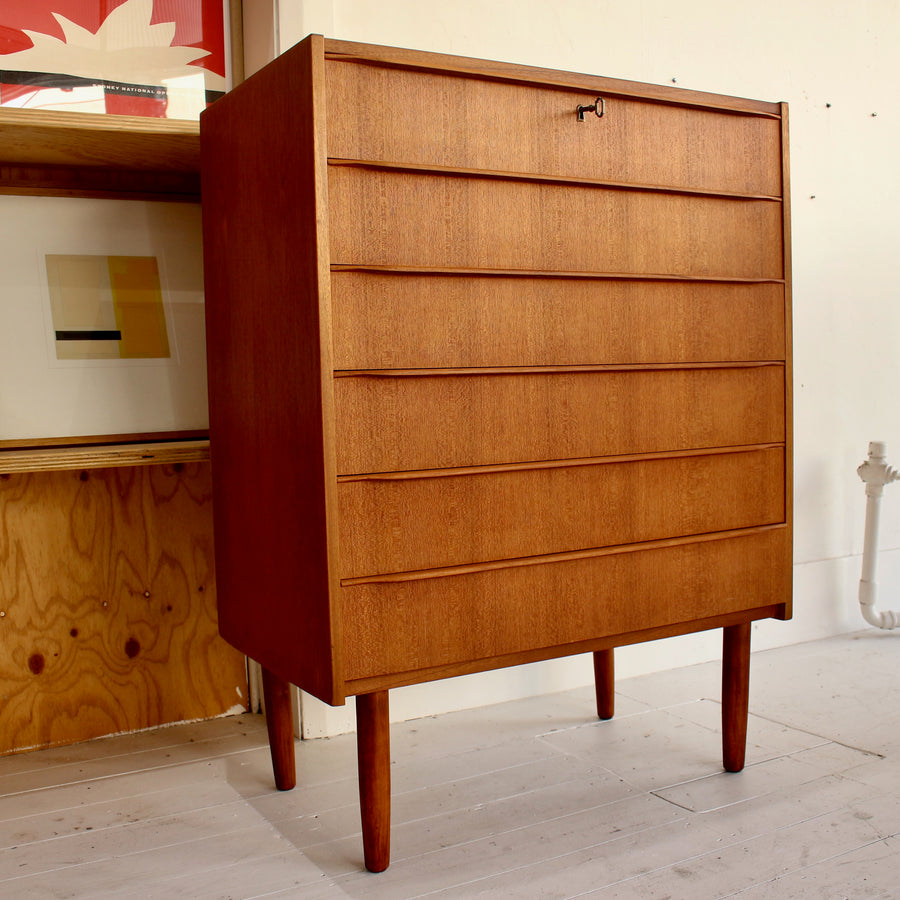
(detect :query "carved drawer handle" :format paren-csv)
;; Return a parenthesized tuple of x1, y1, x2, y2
(576, 96, 605, 122)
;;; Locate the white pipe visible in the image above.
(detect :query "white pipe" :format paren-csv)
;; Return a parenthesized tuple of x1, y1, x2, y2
(857, 441, 900, 629)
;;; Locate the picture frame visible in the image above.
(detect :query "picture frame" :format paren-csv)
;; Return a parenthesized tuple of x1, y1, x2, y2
(0, 194, 208, 441)
(0, 0, 233, 120)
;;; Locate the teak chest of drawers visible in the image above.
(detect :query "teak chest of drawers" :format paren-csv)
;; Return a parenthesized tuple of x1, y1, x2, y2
(201, 35, 792, 872)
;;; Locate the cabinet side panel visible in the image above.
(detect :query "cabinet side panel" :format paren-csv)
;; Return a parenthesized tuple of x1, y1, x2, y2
(201, 36, 342, 703)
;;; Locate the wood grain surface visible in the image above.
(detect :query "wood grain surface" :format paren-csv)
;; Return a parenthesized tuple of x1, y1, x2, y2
(0, 107, 199, 171)
(335, 366, 785, 474)
(0, 108, 201, 199)
(337, 447, 785, 577)
(326, 60, 783, 196)
(331, 272, 785, 369)
(328, 167, 784, 278)
(0, 463, 246, 754)
(341, 527, 790, 680)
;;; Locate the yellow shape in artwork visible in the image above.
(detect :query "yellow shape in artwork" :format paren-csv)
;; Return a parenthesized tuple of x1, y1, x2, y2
(46, 254, 170, 360)
(108, 256, 170, 359)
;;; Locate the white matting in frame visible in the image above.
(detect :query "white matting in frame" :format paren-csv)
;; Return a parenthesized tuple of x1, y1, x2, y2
(0, 194, 208, 441)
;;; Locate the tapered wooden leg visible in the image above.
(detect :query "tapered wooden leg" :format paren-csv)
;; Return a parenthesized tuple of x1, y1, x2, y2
(261, 666, 296, 790)
(722, 622, 751, 773)
(593, 648, 615, 720)
(357, 690, 391, 873)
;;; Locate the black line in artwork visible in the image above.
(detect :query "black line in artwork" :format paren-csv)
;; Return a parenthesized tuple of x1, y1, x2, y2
(55, 330, 122, 341)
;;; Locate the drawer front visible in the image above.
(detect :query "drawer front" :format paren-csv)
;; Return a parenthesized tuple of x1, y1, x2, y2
(325, 60, 783, 196)
(329, 168, 784, 279)
(334, 366, 786, 474)
(332, 272, 786, 370)
(338, 447, 785, 578)
(341, 528, 791, 681)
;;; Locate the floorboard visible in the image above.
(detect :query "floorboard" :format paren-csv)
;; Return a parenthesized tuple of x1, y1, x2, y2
(1, 631, 899, 898)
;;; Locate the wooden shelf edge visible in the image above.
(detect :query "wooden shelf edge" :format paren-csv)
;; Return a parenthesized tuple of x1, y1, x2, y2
(0, 429, 207, 451)
(0, 106, 199, 137)
(0, 107, 200, 182)
(0, 167, 200, 201)
(0, 439, 210, 474)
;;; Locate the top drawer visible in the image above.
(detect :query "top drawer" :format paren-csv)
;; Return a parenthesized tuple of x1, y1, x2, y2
(325, 60, 783, 197)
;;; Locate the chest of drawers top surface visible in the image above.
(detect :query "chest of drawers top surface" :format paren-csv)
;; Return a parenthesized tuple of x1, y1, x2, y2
(200, 35, 791, 705)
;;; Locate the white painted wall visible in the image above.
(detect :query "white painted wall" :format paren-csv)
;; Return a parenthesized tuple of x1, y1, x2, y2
(259, 0, 900, 736)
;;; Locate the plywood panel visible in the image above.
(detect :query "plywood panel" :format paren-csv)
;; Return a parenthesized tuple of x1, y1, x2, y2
(326, 60, 783, 196)
(341, 527, 791, 680)
(338, 448, 785, 578)
(0, 463, 246, 754)
(334, 366, 786, 474)
(328, 168, 784, 279)
(331, 273, 785, 369)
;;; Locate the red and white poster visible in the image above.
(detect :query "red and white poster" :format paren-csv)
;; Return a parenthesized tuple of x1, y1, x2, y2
(0, 0, 227, 119)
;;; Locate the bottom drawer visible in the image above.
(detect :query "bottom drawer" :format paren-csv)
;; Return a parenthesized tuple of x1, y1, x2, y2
(341, 527, 791, 681)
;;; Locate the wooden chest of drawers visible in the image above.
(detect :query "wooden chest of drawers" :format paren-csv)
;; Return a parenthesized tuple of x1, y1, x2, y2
(201, 35, 791, 871)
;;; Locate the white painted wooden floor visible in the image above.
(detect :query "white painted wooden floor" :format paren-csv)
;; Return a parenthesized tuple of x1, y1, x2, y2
(3, 631, 900, 899)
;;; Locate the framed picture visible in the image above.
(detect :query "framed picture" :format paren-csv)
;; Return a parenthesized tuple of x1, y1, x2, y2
(0, 0, 231, 119)
(0, 194, 208, 441)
